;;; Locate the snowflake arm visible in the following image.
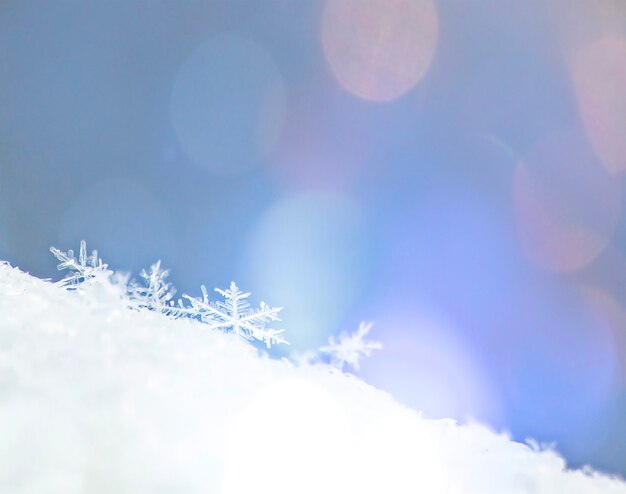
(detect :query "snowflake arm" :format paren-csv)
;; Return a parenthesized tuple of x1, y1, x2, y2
(128, 260, 176, 313)
(254, 326, 289, 349)
(49, 240, 109, 288)
(179, 282, 286, 347)
(319, 322, 381, 371)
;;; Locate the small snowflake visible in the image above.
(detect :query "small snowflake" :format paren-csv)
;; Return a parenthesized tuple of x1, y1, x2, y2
(50, 240, 109, 289)
(179, 282, 287, 348)
(128, 260, 176, 313)
(319, 322, 381, 371)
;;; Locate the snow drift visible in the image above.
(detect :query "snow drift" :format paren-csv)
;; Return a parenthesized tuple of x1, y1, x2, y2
(0, 261, 624, 494)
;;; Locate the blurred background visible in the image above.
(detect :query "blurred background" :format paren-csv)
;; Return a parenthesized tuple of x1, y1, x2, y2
(1, 0, 626, 477)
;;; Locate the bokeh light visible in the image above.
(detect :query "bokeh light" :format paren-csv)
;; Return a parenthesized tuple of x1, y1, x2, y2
(268, 91, 368, 190)
(502, 285, 618, 458)
(171, 35, 286, 175)
(321, 0, 439, 102)
(359, 307, 502, 423)
(570, 36, 626, 175)
(579, 284, 626, 389)
(242, 190, 366, 349)
(513, 130, 622, 271)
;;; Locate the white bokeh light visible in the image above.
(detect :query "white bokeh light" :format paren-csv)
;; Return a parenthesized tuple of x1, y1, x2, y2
(243, 190, 366, 349)
(359, 307, 503, 424)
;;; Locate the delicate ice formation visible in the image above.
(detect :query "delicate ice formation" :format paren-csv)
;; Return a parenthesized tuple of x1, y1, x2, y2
(178, 282, 286, 348)
(128, 260, 176, 313)
(50, 240, 110, 288)
(320, 321, 381, 371)
(49, 241, 287, 349)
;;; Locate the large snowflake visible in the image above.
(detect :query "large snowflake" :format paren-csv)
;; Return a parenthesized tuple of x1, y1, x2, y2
(179, 282, 287, 348)
(128, 260, 176, 313)
(50, 240, 110, 289)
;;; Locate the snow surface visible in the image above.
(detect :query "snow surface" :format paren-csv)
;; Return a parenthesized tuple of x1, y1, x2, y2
(0, 262, 625, 494)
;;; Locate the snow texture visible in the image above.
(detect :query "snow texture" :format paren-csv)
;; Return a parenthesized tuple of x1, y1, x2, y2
(0, 262, 625, 494)
(320, 321, 382, 371)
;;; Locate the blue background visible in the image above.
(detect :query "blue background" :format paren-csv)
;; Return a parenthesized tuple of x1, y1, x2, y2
(1, 0, 626, 477)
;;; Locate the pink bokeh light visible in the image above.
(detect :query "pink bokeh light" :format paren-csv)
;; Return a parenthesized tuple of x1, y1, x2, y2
(321, 0, 439, 102)
(513, 130, 622, 271)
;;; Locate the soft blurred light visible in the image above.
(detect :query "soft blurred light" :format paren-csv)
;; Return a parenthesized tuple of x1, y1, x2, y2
(171, 35, 286, 175)
(269, 93, 367, 190)
(579, 284, 626, 389)
(58, 178, 175, 270)
(242, 190, 366, 349)
(551, 0, 626, 58)
(570, 36, 626, 175)
(321, 0, 438, 102)
(503, 286, 618, 456)
(513, 130, 622, 271)
(359, 307, 503, 423)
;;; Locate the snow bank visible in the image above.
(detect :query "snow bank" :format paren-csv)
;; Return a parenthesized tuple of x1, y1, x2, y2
(0, 262, 624, 494)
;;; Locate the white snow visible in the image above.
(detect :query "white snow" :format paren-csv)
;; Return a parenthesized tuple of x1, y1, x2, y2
(0, 262, 625, 494)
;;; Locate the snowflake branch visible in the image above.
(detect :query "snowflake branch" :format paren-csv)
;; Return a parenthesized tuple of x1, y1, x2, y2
(50, 240, 109, 289)
(319, 322, 381, 371)
(178, 282, 287, 347)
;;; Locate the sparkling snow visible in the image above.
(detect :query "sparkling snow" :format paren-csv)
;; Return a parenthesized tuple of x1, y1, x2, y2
(0, 262, 625, 494)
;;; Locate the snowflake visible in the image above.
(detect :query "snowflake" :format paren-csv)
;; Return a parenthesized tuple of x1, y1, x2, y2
(179, 282, 287, 348)
(319, 322, 381, 371)
(50, 240, 109, 289)
(128, 260, 176, 313)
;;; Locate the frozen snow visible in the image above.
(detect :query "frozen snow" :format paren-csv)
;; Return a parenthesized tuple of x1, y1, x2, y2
(0, 261, 625, 493)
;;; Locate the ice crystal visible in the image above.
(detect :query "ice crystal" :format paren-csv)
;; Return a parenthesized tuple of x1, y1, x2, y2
(128, 260, 176, 313)
(320, 322, 381, 371)
(49, 240, 109, 289)
(179, 282, 287, 348)
(48, 241, 286, 348)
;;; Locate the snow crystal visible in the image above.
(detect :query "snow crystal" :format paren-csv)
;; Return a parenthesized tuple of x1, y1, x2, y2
(49, 242, 286, 348)
(178, 281, 287, 348)
(49, 240, 110, 288)
(128, 260, 176, 313)
(320, 321, 382, 371)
